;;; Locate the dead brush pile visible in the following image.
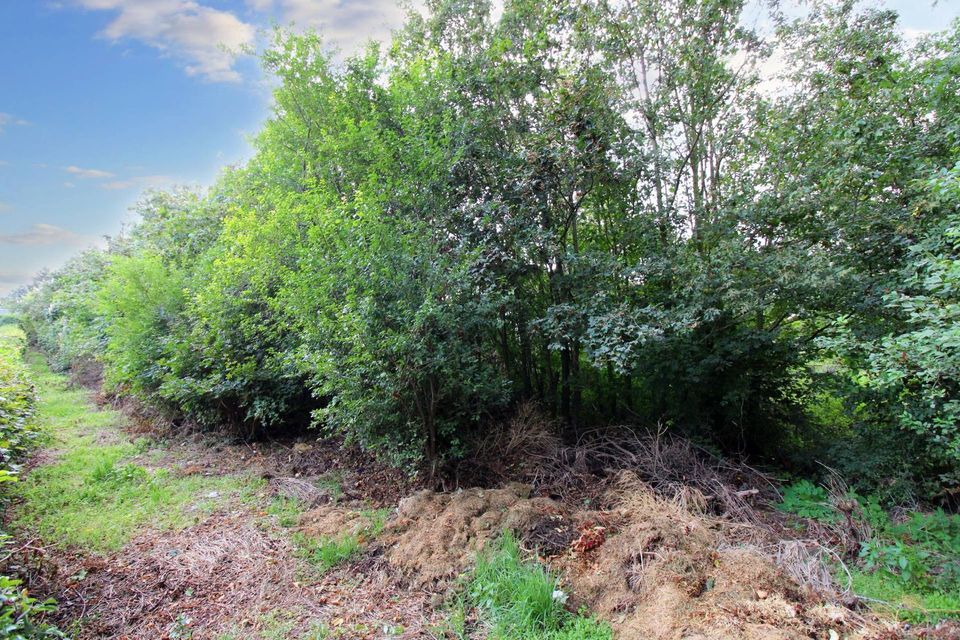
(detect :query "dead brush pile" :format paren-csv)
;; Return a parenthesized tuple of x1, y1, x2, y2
(559, 474, 872, 639)
(466, 404, 780, 522)
(359, 472, 874, 638)
(348, 406, 886, 638)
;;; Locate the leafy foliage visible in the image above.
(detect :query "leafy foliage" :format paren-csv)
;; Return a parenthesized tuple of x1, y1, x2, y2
(0, 326, 41, 482)
(0, 569, 65, 640)
(776, 480, 837, 523)
(778, 481, 960, 621)
(0, 324, 66, 639)
(8, 2, 960, 499)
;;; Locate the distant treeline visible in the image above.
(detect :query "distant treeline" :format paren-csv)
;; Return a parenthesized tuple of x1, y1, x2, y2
(12, 0, 960, 500)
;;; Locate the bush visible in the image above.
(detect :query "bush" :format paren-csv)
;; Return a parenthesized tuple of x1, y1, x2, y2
(0, 570, 65, 639)
(0, 324, 66, 638)
(776, 480, 837, 523)
(0, 328, 40, 483)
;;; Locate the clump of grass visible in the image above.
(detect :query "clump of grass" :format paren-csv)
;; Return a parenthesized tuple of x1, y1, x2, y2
(467, 533, 612, 640)
(851, 570, 960, 623)
(266, 496, 305, 528)
(292, 508, 391, 573)
(293, 532, 362, 572)
(10, 351, 263, 552)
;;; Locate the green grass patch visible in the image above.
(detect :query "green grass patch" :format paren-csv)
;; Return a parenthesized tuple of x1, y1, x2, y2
(851, 570, 960, 623)
(9, 350, 264, 552)
(466, 533, 612, 640)
(292, 532, 361, 572)
(266, 496, 305, 528)
(292, 508, 390, 573)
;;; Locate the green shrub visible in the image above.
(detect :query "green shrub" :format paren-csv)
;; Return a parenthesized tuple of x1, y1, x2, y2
(0, 325, 42, 478)
(776, 480, 838, 522)
(0, 326, 66, 639)
(777, 477, 960, 622)
(0, 572, 65, 639)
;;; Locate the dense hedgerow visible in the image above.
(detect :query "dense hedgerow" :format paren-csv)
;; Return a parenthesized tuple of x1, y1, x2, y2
(0, 323, 67, 639)
(7, 0, 960, 499)
(0, 325, 40, 482)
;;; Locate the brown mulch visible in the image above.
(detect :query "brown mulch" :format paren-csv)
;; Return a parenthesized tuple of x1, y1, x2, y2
(25, 511, 442, 640)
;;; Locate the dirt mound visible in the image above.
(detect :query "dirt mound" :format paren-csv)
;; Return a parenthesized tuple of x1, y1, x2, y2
(371, 475, 879, 639)
(559, 479, 874, 640)
(383, 482, 565, 586)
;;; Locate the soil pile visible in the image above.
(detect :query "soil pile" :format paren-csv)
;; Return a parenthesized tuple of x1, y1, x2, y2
(560, 478, 872, 640)
(345, 475, 880, 640)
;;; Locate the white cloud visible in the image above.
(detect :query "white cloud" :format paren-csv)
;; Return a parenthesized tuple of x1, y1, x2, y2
(0, 113, 29, 134)
(74, 0, 256, 82)
(903, 27, 931, 44)
(101, 174, 175, 190)
(250, 0, 407, 52)
(0, 224, 93, 247)
(65, 165, 115, 179)
(246, 0, 274, 10)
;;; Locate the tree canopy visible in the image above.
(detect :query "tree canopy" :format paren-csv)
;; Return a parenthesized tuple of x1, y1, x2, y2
(13, 0, 960, 499)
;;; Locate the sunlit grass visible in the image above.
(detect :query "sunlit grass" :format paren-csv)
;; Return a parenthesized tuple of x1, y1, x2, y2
(466, 533, 612, 640)
(10, 350, 264, 552)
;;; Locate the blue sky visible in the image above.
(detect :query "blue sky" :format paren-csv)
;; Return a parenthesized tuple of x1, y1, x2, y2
(0, 0, 958, 296)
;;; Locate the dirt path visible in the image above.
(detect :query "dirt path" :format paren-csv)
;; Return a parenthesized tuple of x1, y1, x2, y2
(8, 352, 441, 640)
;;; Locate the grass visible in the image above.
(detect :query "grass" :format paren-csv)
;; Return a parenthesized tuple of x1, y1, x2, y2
(9, 350, 264, 552)
(464, 533, 612, 640)
(292, 532, 362, 572)
(266, 495, 305, 528)
(292, 508, 390, 573)
(314, 471, 345, 502)
(851, 570, 960, 623)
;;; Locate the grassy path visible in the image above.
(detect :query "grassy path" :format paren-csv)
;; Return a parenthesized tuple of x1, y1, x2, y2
(6, 344, 439, 640)
(11, 350, 262, 553)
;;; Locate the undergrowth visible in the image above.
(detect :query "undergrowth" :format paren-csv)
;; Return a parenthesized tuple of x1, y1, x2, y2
(778, 480, 960, 622)
(458, 533, 612, 640)
(9, 348, 263, 552)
